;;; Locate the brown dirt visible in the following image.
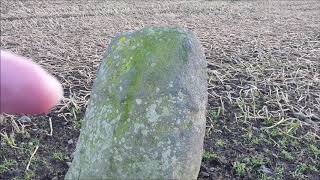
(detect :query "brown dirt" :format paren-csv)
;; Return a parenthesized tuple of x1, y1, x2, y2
(1, 0, 319, 179)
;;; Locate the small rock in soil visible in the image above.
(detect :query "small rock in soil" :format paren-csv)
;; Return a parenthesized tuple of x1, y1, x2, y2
(200, 171, 210, 177)
(225, 85, 232, 91)
(68, 139, 74, 144)
(259, 165, 273, 175)
(17, 116, 31, 123)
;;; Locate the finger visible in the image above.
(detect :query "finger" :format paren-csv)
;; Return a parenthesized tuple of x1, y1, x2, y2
(0, 50, 63, 114)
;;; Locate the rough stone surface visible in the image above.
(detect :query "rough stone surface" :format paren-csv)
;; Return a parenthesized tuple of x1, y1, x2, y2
(65, 27, 207, 180)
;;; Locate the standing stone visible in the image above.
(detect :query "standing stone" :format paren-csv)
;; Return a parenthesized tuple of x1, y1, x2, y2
(65, 27, 207, 180)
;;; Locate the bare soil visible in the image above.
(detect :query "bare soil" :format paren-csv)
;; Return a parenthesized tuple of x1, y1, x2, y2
(1, 0, 319, 179)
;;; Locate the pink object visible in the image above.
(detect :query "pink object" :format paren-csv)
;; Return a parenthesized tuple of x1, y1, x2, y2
(0, 50, 63, 114)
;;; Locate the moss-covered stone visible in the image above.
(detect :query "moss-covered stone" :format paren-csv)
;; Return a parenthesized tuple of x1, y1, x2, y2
(65, 27, 207, 180)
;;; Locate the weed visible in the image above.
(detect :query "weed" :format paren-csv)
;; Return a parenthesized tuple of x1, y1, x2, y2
(208, 108, 220, 121)
(264, 117, 276, 126)
(284, 121, 300, 135)
(0, 132, 16, 148)
(0, 159, 17, 173)
(202, 150, 218, 160)
(267, 128, 282, 138)
(281, 150, 294, 161)
(293, 163, 309, 177)
(24, 170, 35, 180)
(249, 155, 265, 168)
(215, 139, 225, 147)
(250, 137, 260, 145)
(259, 173, 272, 180)
(72, 119, 83, 129)
(233, 161, 246, 176)
(309, 144, 320, 157)
(275, 164, 284, 179)
(52, 151, 68, 161)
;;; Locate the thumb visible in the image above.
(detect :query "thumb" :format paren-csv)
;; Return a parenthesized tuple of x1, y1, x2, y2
(0, 50, 63, 114)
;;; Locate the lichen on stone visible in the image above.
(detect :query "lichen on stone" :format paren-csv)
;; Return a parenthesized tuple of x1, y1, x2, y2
(66, 27, 207, 180)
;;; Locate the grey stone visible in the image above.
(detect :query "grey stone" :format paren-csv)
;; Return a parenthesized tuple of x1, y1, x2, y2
(17, 116, 31, 123)
(259, 165, 274, 175)
(209, 167, 215, 172)
(65, 27, 207, 180)
(67, 139, 74, 145)
(66, 162, 72, 167)
(200, 171, 210, 177)
(70, 152, 75, 159)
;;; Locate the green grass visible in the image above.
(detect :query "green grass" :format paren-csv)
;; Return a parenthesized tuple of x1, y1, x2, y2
(233, 161, 246, 176)
(309, 144, 320, 157)
(52, 151, 68, 161)
(24, 170, 35, 180)
(0, 159, 17, 174)
(202, 150, 218, 160)
(215, 139, 225, 147)
(281, 150, 294, 161)
(208, 108, 221, 121)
